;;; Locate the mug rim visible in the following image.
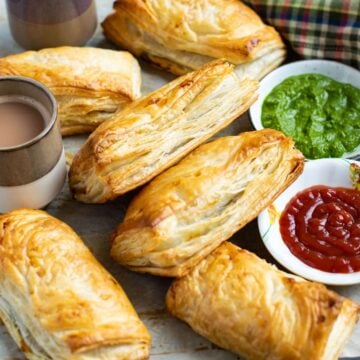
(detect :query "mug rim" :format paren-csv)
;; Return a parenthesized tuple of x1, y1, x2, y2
(0, 75, 58, 152)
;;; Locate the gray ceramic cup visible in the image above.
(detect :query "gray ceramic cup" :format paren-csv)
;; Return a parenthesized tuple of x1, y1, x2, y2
(5, 0, 97, 49)
(0, 76, 67, 212)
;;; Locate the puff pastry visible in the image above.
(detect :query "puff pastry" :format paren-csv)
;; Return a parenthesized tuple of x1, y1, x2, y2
(102, 0, 286, 79)
(69, 60, 258, 203)
(0, 47, 141, 135)
(111, 129, 304, 277)
(166, 242, 360, 360)
(0, 209, 151, 360)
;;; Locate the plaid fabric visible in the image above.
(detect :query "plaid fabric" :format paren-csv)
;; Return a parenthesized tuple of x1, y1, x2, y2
(243, 0, 360, 68)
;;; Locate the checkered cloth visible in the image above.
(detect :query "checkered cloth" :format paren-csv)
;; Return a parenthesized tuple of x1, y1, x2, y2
(243, 0, 360, 68)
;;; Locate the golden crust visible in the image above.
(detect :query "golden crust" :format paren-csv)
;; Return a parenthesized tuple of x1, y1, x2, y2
(110, 129, 304, 277)
(102, 0, 286, 78)
(0, 209, 151, 359)
(0, 47, 141, 135)
(56, 94, 124, 136)
(166, 242, 360, 360)
(69, 59, 259, 203)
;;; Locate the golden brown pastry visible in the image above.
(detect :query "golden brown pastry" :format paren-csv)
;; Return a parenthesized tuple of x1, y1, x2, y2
(166, 242, 360, 360)
(111, 129, 304, 277)
(102, 0, 286, 79)
(0, 47, 141, 135)
(0, 209, 151, 360)
(69, 60, 258, 203)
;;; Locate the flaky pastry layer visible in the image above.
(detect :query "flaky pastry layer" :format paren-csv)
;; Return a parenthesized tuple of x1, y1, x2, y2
(69, 59, 258, 203)
(0, 47, 141, 135)
(166, 242, 359, 360)
(0, 209, 150, 359)
(111, 129, 304, 277)
(102, 0, 286, 79)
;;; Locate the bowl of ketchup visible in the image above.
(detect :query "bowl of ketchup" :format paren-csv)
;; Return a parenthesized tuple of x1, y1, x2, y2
(258, 158, 360, 285)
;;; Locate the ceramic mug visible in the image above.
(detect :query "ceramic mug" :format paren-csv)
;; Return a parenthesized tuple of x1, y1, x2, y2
(0, 76, 67, 213)
(5, 0, 97, 49)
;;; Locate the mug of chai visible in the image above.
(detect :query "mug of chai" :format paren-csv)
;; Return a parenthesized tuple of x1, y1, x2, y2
(5, 0, 97, 49)
(0, 76, 66, 213)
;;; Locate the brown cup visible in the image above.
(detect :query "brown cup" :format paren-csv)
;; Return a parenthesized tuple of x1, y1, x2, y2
(5, 0, 97, 49)
(0, 76, 66, 212)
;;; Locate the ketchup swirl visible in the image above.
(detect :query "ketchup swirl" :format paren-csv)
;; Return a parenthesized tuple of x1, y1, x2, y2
(279, 186, 360, 273)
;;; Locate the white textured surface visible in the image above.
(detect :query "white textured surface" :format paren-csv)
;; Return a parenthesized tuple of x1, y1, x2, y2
(0, 1, 359, 359)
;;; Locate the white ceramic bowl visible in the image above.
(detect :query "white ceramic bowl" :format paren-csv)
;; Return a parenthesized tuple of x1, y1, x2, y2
(258, 158, 360, 285)
(249, 60, 360, 159)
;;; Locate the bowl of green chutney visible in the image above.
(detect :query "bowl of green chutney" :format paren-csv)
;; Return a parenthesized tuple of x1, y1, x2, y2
(249, 60, 360, 160)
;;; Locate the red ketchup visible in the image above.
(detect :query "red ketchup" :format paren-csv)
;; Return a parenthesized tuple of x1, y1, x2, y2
(279, 185, 360, 273)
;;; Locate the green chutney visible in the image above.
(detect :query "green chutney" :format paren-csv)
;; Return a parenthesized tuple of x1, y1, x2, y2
(261, 74, 360, 159)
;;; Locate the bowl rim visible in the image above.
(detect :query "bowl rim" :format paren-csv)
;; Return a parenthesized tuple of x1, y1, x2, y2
(257, 158, 360, 286)
(249, 59, 360, 160)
